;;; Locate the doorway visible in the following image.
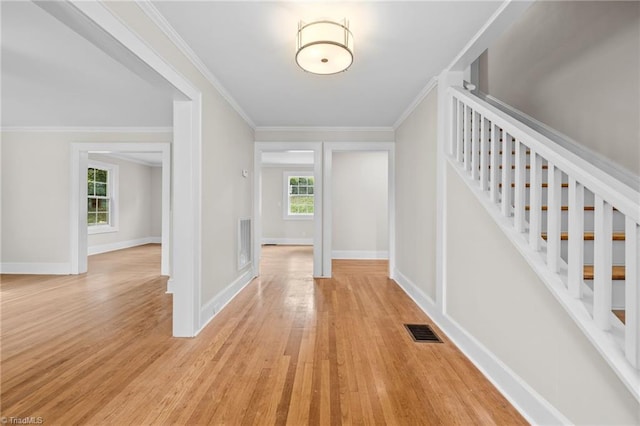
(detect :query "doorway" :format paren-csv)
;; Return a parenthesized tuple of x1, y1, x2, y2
(71, 143, 171, 279)
(254, 142, 324, 277)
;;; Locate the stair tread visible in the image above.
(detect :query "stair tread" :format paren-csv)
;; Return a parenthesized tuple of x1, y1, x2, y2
(583, 265, 625, 280)
(499, 183, 569, 188)
(541, 232, 626, 241)
(525, 205, 595, 211)
(490, 165, 549, 170)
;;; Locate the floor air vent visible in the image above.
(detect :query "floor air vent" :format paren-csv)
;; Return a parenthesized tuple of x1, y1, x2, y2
(405, 324, 443, 343)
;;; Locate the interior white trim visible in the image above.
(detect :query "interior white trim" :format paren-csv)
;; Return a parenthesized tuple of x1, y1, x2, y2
(332, 250, 389, 260)
(198, 269, 255, 334)
(447, 158, 640, 400)
(71, 141, 171, 276)
(254, 126, 394, 133)
(393, 268, 572, 426)
(446, 0, 534, 72)
(323, 142, 396, 278)
(0, 126, 173, 133)
(393, 77, 438, 130)
(136, 0, 255, 129)
(262, 238, 313, 246)
(99, 152, 162, 168)
(481, 93, 640, 190)
(88, 236, 161, 256)
(0, 263, 72, 275)
(255, 142, 324, 278)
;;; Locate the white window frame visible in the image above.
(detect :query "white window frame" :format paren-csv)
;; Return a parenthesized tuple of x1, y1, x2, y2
(283, 170, 314, 220)
(87, 160, 119, 234)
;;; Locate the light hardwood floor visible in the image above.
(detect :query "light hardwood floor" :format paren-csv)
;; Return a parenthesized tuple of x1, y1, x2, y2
(1, 244, 526, 425)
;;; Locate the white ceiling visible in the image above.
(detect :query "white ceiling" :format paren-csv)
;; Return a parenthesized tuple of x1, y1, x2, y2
(1, 1, 502, 129)
(1, 1, 173, 128)
(152, 1, 502, 127)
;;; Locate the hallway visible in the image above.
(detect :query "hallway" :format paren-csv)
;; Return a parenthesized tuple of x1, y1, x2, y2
(1, 244, 525, 424)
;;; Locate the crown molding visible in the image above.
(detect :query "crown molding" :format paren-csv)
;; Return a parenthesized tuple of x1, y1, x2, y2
(0, 126, 173, 133)
(136, 0, 256, 129)
(254, 126, 394, 133)
(393, 77, 438, 130)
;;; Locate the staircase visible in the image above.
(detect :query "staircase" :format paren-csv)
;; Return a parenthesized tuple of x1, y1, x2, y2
(448, 86, 640, 400)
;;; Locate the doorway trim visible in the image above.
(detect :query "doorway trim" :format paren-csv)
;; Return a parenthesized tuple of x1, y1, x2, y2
(66, 1, 203, 337)
(254, 142, 325, 277)
(70, 142, 171, 277)
(323, 142, 396, 278)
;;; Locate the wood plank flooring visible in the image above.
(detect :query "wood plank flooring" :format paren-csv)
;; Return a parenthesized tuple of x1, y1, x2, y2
(1, 244, 527, 425)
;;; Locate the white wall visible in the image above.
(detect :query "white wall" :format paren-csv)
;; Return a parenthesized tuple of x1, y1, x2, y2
(445, 163, 639, 425)
(394, 88, 438, 300)
(0, 131, 171, 271)
(479, 1, 640, 175)
(332, 151, 388, 259)
(87, 153, 160, 252)
(103, 2, 255, 310)
(261, 166, 314, 244)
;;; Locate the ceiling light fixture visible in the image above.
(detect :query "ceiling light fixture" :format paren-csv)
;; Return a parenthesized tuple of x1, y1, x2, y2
(296, 19, 354, 75)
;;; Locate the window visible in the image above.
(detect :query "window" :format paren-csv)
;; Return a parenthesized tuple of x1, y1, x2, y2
(284, 171, 314, 219)
(87, 161, 118, 234)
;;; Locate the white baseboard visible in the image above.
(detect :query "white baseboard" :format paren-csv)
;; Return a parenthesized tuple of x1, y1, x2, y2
(88, 236, 161, 255)
(262, 238, 313, 245)
(332, 250, 389, 260)
(166, 278, 175, 294)
(393, 268, 571, 426)
(0, 262, 71, 275)
(197, 269, 255, 334)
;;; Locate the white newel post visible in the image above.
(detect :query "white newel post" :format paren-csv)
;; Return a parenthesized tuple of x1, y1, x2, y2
(436, 71, 464, 313)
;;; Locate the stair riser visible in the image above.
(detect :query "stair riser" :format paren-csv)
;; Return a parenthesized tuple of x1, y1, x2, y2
(583, 280, 626, 310)
(531, 210, 626, 232)
(558, 240, 625, 265)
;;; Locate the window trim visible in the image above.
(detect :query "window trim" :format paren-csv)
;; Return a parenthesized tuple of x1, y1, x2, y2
(87, 160, 119, 234)
(283, 170, 314, 221)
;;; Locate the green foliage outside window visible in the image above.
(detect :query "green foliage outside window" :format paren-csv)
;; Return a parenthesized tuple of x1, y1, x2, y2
(88, 167, 110, 226)
(288, 176, 314, 215)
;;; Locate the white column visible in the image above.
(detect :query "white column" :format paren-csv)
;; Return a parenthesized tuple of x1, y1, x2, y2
(436, 71, 464, 314)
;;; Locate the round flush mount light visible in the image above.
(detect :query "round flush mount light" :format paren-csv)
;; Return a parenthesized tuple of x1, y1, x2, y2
(296, 19, 354, 75)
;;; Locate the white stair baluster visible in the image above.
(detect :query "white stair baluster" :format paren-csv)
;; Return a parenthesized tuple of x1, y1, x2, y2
(625, 218, 640, 368)
(489, 124, 500, 204)
(593, 195, 613, 330)
(547, 163, 562, 273)
(500, 131, 512, 217)
(514, 140, 526, 233)
(456, 100, 463, 163)
(479, 116, 489, 191)
(463, 105, 471, 171)
(449, 97, 456, 157)
(471, 110, 479, 181)
(529, 151, 542, 251)
(567, 178, 584, 298)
